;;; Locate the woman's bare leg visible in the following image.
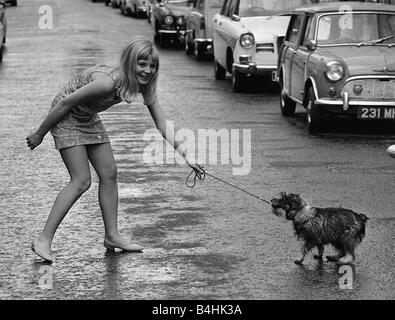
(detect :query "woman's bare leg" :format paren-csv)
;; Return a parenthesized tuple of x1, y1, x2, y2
(86, 143, 120, 240)
(36, 146, 91, 253)
(86, 143, 141, 249)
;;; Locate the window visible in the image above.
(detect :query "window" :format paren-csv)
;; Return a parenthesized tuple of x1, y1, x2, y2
(221, 0, 231, 15)
(211, 0, 223, 8)
(196, 0, 204, 11)
(288, 15, 303, 44)
(228, 0, 239, 17)
(301, 16, 314, 47)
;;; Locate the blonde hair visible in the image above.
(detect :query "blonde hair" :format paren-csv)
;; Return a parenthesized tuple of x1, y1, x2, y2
(117, 36, 159, 104)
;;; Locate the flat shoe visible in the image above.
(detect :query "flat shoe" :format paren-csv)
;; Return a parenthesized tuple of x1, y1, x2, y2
(104, 238, 143, 252)
(31, 240, 53, 263)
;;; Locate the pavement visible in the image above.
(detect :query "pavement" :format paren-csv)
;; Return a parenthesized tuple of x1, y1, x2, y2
(0, 0, 394, 300)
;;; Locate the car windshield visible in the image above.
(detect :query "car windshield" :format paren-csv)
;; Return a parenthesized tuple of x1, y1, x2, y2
(238, 0, 337, 18)
(166, 0, 189, 6)
(317, 13, 395, 46)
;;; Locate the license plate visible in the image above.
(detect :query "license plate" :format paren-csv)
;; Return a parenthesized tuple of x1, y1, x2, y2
(357, 107, 395, 120)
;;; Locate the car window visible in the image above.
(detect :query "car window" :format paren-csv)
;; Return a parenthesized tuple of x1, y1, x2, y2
(211, 0, 223, 9)
(221, 0, 231, 16)
(237, 0, 340, 18)
(287, 15, 303, 45)
(195, 0, 204, 11)
(317, 13, 395, 45)
(228, 0, 239, 17)
(301, 16, 314, 47)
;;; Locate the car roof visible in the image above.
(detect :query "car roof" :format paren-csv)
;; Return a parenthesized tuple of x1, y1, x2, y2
(293, 1, 395, 14)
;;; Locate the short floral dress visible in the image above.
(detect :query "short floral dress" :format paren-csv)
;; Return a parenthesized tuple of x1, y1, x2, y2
(49, 64, 123, 150)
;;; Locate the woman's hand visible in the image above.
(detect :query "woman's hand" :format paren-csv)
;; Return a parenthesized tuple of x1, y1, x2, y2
(187, 161, 205, 176)
(26, 132, 44, 150)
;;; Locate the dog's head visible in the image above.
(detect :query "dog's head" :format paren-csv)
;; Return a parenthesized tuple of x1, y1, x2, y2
(271, 192, 306, 220)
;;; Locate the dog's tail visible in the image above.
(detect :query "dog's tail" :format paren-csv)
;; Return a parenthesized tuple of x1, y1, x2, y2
(358, 213, 369, 223)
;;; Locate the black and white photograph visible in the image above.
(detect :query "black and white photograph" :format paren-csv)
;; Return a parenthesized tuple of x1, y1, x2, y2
(0, 0, 394, 306)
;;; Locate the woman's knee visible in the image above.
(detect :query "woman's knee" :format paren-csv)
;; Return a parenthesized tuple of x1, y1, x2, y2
(71, 176, 91, 194)
(99, 164, 117, 182)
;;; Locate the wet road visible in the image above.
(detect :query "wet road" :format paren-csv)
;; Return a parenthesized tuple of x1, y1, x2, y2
(0, 0, 394, 300)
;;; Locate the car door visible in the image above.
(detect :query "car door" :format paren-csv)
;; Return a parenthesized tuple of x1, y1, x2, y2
(281, 14, 303, 97)
(213, 0, 233, 69)
(291, 14, 314, 102)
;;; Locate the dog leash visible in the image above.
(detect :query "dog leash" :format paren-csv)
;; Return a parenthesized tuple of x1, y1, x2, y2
(131, 170, 271, 241)
(186, 169, 272, 205)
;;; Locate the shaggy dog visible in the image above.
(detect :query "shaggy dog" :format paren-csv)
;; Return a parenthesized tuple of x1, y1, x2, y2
(271, 192, 368, 265)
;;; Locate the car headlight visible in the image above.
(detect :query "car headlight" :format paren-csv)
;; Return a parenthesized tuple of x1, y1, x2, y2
(325, 61, 344, 82)
(176, 16, 184, 25)
(164, 15, 173, 25)
(239, 33, 254, 49)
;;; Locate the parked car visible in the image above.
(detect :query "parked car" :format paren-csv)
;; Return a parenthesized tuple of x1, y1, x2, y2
(213, 0, 310, 92)
(184, 0, 222, 60)
(278, 2, 395, 133)
(120, 0, 148, 17)
(4, 0, 16, 6)
(151, 0, 192, 47)
(0, 0, 6, 62)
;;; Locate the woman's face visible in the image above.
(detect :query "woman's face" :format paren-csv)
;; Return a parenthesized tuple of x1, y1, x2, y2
(135, 56, 157, 86)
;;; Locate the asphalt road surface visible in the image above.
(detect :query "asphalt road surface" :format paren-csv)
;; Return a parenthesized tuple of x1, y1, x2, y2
(0, 0, 394, 299)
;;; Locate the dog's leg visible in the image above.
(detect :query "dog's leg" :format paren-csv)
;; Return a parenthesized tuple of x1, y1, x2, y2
(314, 244, 324, 260)
(295, 243, 313, 265)
(326, 244, 344, 262)
(339, 240, 355, 264)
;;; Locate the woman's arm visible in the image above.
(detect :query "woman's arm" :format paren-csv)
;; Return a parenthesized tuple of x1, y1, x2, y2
(146, 100, 204, 174)
(26, 76, 116, 150)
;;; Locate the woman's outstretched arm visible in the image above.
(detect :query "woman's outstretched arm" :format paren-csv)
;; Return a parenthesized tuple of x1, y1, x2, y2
(146, 100, 204, 174)
(26, 76, 115, 150)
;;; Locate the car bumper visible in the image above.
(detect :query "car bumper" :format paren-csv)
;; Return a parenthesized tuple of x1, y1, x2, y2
(233, 63, 277, 80)
(195, 38, 213, 53)
(316, 96, 395, 111)
(136, 7, 147, 13)
(158, 30, 186, 35)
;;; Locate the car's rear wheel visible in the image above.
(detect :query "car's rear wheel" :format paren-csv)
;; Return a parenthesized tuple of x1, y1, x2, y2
(158, 33, 167, 48)
(232, 69, 246, 93)
(131, 5, 137, 17)
(279, 74, 296, 116)
(185, 34, 194, 55)
(194, 42, 204, 61)
(214, 59, 226, 80)
(306, 87, 326, 133)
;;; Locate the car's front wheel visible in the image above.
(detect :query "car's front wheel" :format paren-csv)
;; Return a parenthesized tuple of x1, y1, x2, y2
(214, 59, 226, 80)
(279, 75, 296, 116)
(232, 69, 246, 93)
(306, 87, 326, 133)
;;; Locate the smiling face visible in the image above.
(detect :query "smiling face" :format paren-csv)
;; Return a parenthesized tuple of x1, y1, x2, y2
(135, 56, 158, 86)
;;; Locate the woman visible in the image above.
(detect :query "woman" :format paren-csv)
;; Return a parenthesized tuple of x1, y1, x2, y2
(26, 36, 203, 263)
